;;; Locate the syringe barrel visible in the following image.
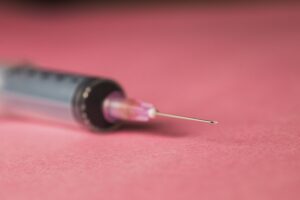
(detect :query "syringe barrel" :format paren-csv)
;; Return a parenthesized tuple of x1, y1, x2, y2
(0, 64, 125, 131)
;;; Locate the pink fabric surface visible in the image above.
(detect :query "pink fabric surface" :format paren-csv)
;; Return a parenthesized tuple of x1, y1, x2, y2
(0, 4, 300, 200)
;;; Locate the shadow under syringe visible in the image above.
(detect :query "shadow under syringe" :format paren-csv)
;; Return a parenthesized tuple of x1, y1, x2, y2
(118, 121, 190, 138)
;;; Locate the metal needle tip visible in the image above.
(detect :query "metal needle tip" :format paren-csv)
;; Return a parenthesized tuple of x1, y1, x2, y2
(155, 111, 218, 124)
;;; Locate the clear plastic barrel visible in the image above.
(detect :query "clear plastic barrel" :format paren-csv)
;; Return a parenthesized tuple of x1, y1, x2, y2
(0, 65, 87, 127)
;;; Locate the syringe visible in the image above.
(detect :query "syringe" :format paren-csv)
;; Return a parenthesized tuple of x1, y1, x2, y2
(0, 63, 217, 131)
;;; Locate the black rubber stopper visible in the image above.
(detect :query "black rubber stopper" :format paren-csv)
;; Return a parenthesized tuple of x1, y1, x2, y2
(73, 78, 124, 132)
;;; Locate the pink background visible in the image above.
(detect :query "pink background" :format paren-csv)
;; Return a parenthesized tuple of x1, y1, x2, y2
(0, 4, 300, 200)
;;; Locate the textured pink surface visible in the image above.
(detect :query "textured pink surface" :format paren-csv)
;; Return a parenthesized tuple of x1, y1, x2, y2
(0, 4, 300, 200)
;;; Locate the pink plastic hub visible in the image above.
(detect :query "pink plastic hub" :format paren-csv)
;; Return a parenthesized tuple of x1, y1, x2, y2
(103, 93, 156, 123)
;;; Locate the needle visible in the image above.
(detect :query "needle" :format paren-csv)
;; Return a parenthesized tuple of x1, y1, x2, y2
(155, 111, 218, 124)
(103, 96, 218, 124)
